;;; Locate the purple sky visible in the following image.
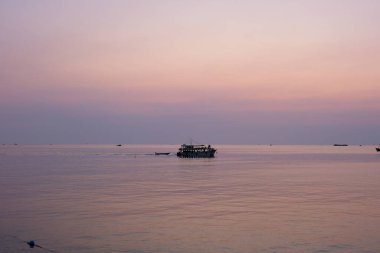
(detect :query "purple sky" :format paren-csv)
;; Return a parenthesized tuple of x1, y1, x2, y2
(1, 0, 380, 144)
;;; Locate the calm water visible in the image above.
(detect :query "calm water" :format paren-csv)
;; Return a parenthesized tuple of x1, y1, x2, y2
(1, 145, 380, 253)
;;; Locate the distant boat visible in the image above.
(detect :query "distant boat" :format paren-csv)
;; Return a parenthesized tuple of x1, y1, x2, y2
(177, 144, 216, 158)
(376, 147, 380, 152)
(155, 152, 170, 155)
(333, 144, 348, 146)
(116, 144, 122, 147)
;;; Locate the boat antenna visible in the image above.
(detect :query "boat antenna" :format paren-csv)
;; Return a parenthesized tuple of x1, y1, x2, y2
(184, 137, 203, 145)
(190, 138, 202, 145)
(185, 137, 193, 145)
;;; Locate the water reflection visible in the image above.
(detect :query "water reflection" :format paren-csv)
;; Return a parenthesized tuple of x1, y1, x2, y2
(0, 145, 380, 252)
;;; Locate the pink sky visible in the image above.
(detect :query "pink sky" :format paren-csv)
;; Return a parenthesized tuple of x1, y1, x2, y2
(1, 0, 380, 144)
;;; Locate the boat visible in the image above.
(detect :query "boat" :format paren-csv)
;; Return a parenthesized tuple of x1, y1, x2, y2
(155, 152, 170, 155)
(376, 147, 380, 152)
(177, 144, 217, 158)
(333, 144, 348, 146)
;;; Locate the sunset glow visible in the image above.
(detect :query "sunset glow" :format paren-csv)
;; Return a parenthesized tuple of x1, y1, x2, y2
(1, 0, 380, 144)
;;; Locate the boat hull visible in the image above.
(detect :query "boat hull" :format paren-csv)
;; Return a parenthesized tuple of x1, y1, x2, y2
(176, 150, 216, 158)
(155, 152, 170, 155)
(376, 148, 380, 152)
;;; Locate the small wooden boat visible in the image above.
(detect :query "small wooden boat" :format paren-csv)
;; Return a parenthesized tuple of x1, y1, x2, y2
(155, 152, 170, 155)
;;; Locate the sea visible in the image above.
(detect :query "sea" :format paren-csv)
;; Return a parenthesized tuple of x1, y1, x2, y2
(0, 144, 380, 253)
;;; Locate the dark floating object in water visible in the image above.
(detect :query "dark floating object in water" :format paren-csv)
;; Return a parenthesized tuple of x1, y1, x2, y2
(26, 240, 56, 252)
(27, 240, 37, 248)
(333, 144, 348, 146)
(155, 152, 170, 155)
(116, 144, 122, 146)
(376, 147, 380, 152)
(5, 235, 58, 253)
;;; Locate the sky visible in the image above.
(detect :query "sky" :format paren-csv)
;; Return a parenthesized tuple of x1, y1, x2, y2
(1, 0, 380, 144)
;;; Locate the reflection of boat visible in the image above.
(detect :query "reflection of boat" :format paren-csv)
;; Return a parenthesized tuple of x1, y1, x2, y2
(155, 152, 170, 155)
(177, 144, 216, 158)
